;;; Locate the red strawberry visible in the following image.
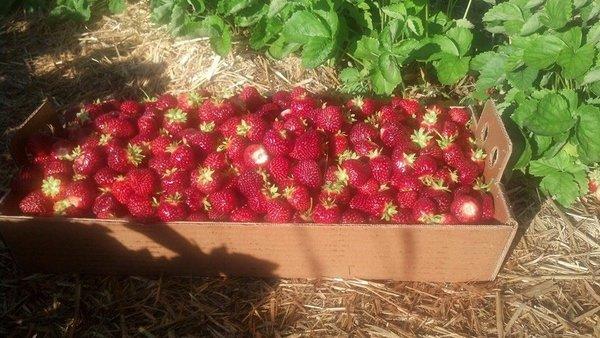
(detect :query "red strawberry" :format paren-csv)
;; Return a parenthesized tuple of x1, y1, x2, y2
(163, 108, 189, 135)
(396, 190, 419, 209)
(290, 129, 320, 160)
(380, 123, 408, 148)
(126, 194, 155, 220)
(357, 178, 380, 195)
(313, 199, 341, 223)
(148, 153, 172, 175)
(410, 128, 433, 149)
(347, 96, 378, 117)
(26, 134, 54, 164)
(236, 169, 265, 197)
(207, 189, 238, 215)
(19, 190, 52, 216)
(391, 148, 416, 175)
(353, 140, 378, 157)
(203, 152, 227, 170)
(92, 193, 122, 219)
(181, 128, 216, 154)
(177, 91, 206, 112)
(394, 98, 421, 117)
(198, 99, 236, 123)
(272, 90, 291, 109)
(263, 129, 293, 156)
(368, 151, 391, 183)
(283, 185, 311, 212)
(391, 173, 422, 192)
(107, 143, 146, 173)
(41, 176, 67, 201)
(349, 122, 377, 144)
(92, 167, 117, 189)
(126, 168, 157, 196)
(218, 135, 247, 162)
(183, 187, 205, 213)
(54, 181, 96, 216)
(478, 192, 495, 221)
(160, 168, 190, 194)
(340, 159, 370, 188)
(450, 194, 482, 223)
(470, 148, 487, 171)
(188, 211, 208, 221)
(150, 135, 173, 157)
(390, 208, 413, 223)
(119, 100, 143, 119)
(168, 143, 196, 171)
(72, 147, 103, 176)
(330, 132, 350, 157)
(283, 115, 308, 135)
(236, 115, 267, 142)
(156, 93, 178, 111)
(243, 144, 269, 168)
(413, 155, 438, 177)
(137, 113, 159, 137)
(292, 160, 322, 189)
(380, 104, 404, 123)
(231, 205, 259, 222)
(265, 156, 289, 184)
(290, 98, 317, 120)
(157, 192, 188, 222)
(238, 86, 264, 110)
(111, 176, 133, 204)
(100, 116, 136, 139)
(448, 107, 470, 126)
(43, 159, 72, 177)
(456, 160, 481, 186)
(191, 166, 222, 194)
(340, 210, 366, 224)
(412, 197, 438, 223)
(315, 105, 343, 132)
(264, 198, 293, 222)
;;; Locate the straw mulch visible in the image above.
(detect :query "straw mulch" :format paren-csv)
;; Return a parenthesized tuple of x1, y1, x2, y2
(1, 2, 599, 336)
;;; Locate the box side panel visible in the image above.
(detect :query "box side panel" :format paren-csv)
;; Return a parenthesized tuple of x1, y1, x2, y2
(0, 218, 514, 281)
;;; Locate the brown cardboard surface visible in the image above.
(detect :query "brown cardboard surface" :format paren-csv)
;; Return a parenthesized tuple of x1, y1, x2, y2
(0, 99, 518, 281)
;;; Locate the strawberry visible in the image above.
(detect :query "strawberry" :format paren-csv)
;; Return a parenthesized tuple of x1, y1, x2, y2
(126, 168, 157, 196)
(315, 105, 343, 132)
(163, 108, 189, 135)
(312, 199, 341, 223)
(339, 159, 370, 188)
(283, 115, 308, 135)
(126, 194, 155, 220)
(81, 101, 108, 120)
(330, 132, 350, 157)
(41, 176, 68, 201)
(368, 151, 391, 183)
(150, 135, 173, 157)
(347, 96, 378, 117)
(177, 91, 206, 112)
(340, 210, 366, 224)
(268, 156, 291, 184)
(290, 98, 317, 120)
(412, 197, 438, 223)
(380, 123, 408, 148)
(263, 129, 293, 156)
(283, 185, 311, 212)
(353, 140, 379, 157)
(448, 107, 470, 126)
(148, 153, 172, 174)
(155, 93, 178, 111)
(181, 128, 216, 154)
(231, 205, 259, 222)
(217, 135, 247, 162)
(92, 193, 122, 219)
(437, 136, 465, 168)
(391, 148, 416, 175)
(107, 143, 146, 173)
(183, 187, 205, 213)
(191, 166, 222, 194)
(207, 189, 238, 215)
(119, 100, 143, 119)
(188, 211, 208, 221)
(357, 178, 380, 195)
(157, 192, 188, 222)
(456, 160, 481, 186)
(451, 194, 482, 223)
(292, 160, 322, 189)
(160, 168, 190, 194)
(238, 86, 264, 111)
(393, 98, 421, 117)
(478, 192, 495, 221)
(236, 115, 267, 142)
(243, 144, 269, 168)
(167, 143, 196, 171)
(203, 152, 228, 170)
(470, 147, 487, 171)
(100, 116, 136, 139)
(320, 180, 352, 205)
(50, 140, 75, 160)
(380, 104, 404, 124)
(198, 99, 236, 123)
(390, 208, 413, 223)
(290, 129, 320, 160)
(413, 155, 438, 177)
(26, 133, 54, 164)
(54, 181, 96, 216)
(349, 122, 377, 144)
(396, 190, 419, 209)
(111, 176, 133, 204)
(137, 113, 159, 137)
(19, 191, 52, 216)
(72, 147, 103, 176)
(410, 128, 433, 149)
(236, 169, 265, 196)
(272, 90, 291, 109)
(261, 198, 291, 222)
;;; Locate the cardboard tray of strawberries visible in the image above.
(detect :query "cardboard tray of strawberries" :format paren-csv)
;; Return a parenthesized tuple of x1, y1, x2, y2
(0, 90, 517, 281)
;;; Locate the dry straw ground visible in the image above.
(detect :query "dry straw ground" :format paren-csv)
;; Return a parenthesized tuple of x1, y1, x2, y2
(1, 2, 599, 336)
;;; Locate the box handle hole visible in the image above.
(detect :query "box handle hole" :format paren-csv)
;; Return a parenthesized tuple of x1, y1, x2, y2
(481, 124, 489, 142)
(489, 147, 498, 167)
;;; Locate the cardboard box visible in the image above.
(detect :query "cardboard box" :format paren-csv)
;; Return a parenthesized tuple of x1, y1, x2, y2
(0, 100, 517, 281)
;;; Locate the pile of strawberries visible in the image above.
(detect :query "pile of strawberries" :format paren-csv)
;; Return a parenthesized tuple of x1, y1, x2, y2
(14, 87, 494, 224)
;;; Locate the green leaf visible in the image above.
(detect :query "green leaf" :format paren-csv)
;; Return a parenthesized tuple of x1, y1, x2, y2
(511, 98, 538, 127)
(268, 0, 286, 18)
(434, 54, 470, 85)
(587, 22, 600, 48)
(523, 34, 566, 69)
(473, 53, 507, 97)
(108, 0, 125, 14)
(268, 35, 301, 59)
(525, 93, 574, 136)
(202, 15, 231, 56)
(575, 104, 600, 163)
(354, 36, 380, 60)
(382, 3, 407, 19)
(431, 35, 460, 56)
(540, 0, 572, 30)
(445, 27, 472, 57)
(50, 0, 92, 21)
(406, 16, 424, 36)
(512, 130, 532, 171)
(483, 2, 523, 22)
(507, 66, 538, 91)
(301, 37, 334, 68)
(582, 67, 600, 86)
(471, 51, 502, 72)
(557, 27, 582, 50)
(223, 0, 254, 15)
(520, 12, 542, 35)
(539, 171, 581, 206)
(557, 44, 596, 79)
(371, 67, 397, 95)
(529, 150, 585, 177)
(282, 11, 330, 44)
(378, 53, 401, 85)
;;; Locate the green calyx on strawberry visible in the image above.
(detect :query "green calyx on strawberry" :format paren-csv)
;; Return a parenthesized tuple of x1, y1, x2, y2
(164, 108, 188, 124)
(41, 176, 65, 200)
(126, 143, 146, 166)
(410, 128, 433, 149)
(199, 121, 216, 133)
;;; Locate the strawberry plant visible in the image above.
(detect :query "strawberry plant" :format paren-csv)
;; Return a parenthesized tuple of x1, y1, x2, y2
(470, 0, 600, 207)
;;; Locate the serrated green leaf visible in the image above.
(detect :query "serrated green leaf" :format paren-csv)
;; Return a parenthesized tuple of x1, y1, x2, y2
(354, 36, 379, 60)
(529, 149, 586, 176)
(108, 0, 125, 14)
(483, 2, 523, 22)
(471, 51, 502, 72)
(378, 52, 401, 84)
(371, 67, 397, 95)
(575, 104, 600, 164)
(202, 15, 231, 56)
(520, 12, 542, 35)
(268, 0, 286, 18)
(445, 26, 472, 57)
(301, 37, 334, 68)
(282, 11, 330, 44)
(511, 98, 538, 127)
(473, 53, 507, 97)
(382, 3, 407, 19)
(540, 0, 572, 30)
(507, 66, 538, 91)
(557, 27, 582, 50)
(431, 35, 460, 56)
(533, 134, 553, 156)
(523, 34, 566, 69)
(557, 44, 596, 79)
(561, 89, 579, 111)
(434, 54, 470, 85)
(539, 171, 581, 206)
(587, 22, 600, 47)
(582, 67, 600, 86)
(268, 35, 301, 59)
(525, 93, 574, 135)
(406, 16, 424, 36)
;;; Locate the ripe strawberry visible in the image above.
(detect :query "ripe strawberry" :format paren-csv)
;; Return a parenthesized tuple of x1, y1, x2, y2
(456, 160, 481, 186)
(470, 148, 487, 171)
(168, 143, 196, 171)
(26, 133, 54, 164)
(267, 156, 290, 184)
(191, 166, 222, 194)
(156, 93, 178, 111)
(272, 90, 291, 109)
(347, 96, 378, 117)
(353, 140, 379, 157)
(181, 128, 216, 154)
(119, 100, 143, 119)
(339, 159, 370, 188)
(290, 97, 317, 120)
(236, 115, 267, 142)
(312, 199, 341, 223)
(163, 108, 189, 135)
(262, 198, 291, 222)
(111, 176, 133, 204)
(315, 105, 343, 132)
(380, 123, 408, 148)
(438, 136, 465, 168)
(357, 178, 380, 195)
(391, 148, 416, 175)
(413, 155, 438, 177)
(231, 205, 259, 222)
(148, 153, 172, 175)
(100, 116, 136, 139)
(330, 132, 350, 157)
(157, 192, 188, 222)
(283, 115, 308, 135)
(412, 197, 438, 223)
(183, 187, 205, 212)
(243, 144, 269, 168)
(150, 135, 173, 157)
(198, 99, 236, 123)
(187, 211, 208, 221)
(380, 104, 404, 124)
(394, 98, 421, 117)
(41, 176, 67, 201)
(177, 91, 206, 112)
(238, 86, 264, 110)
(390, 208, 413, 223)
(290, 129, 320, 160)
(236, 170, 265, 196)
(55, 181, 96, 216)
(478, 192, 495, 221)
(217, 135, 247, 162)
(81, 102, 108, 120)
(451, 194, 482, 223)
(72, 147, 103, 176)
(92, 193, 122, 219)
(340, 210, 367, 224)
(160, 168, 190, 194)
(19, 190, 52, 216)
(207, 189, 238, 215)
(368, 151, 391, 183)
(203, 152, 228, 170)
(448, 107, 470, 126)
(410, 128, 433, 149)
(396, 190, 419, 209)
(263, 129, 293, 156)
(137, 113, 159, 137)
(50, 139, 75, 160)
(107, 143, 146, 173)
(126, 168, 157, 196)
(126, 194, 155, 220)
(292, 160, 322, 189)
(283, 185, 311, 212)
(349, 122, 377, 144)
